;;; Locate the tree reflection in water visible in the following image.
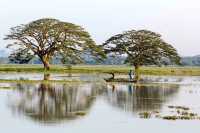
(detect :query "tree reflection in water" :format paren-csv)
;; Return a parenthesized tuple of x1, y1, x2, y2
(43, 73, 51, 80)
(8, 81, 106, 123)
(7, 74, 180, 123)
(105, 83, 180, 113)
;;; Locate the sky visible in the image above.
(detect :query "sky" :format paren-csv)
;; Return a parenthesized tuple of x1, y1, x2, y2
(0, 0, 200, 56)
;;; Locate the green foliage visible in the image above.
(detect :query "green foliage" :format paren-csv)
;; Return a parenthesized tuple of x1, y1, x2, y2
(5, 18, 105, 70)
(103, 29, 181, 67)
(9, 48, 34, 64)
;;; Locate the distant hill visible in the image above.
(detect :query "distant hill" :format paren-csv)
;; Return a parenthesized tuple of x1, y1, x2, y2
(181, 55, 200, 66)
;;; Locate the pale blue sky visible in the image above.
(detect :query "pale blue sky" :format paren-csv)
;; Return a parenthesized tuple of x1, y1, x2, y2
(0, 0, 200, 56)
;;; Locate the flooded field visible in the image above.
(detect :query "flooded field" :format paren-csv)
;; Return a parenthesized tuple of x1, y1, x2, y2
(1, 73, 200, 132)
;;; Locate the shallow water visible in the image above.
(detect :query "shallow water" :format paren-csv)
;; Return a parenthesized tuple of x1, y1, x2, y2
(1, 74, 200, 132)
(0, 73, 107, 81)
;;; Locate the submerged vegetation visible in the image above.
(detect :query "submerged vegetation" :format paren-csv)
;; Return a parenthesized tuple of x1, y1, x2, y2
(139, 112, 152, 119)
(139, 106, 200, 121)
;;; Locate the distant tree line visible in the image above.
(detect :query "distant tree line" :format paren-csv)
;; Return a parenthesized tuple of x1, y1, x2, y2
(1, 54, 200, 66)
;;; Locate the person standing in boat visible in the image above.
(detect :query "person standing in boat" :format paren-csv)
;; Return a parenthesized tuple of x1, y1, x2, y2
(129, 70, 134, 80)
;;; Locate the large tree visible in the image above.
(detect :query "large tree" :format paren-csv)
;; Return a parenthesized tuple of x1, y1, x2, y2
(5, 18, 105, 70)
(103, 29, 181, 81)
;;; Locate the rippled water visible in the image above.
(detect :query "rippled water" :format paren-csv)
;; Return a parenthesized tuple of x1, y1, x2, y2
(1, 74, 200, 132)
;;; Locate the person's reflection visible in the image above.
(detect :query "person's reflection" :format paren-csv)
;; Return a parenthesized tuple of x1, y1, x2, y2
(112, 84, 115, 92)
(8, 82, 103, 123)
(106, 83, 179, 113)
(128, 84, 133, 95)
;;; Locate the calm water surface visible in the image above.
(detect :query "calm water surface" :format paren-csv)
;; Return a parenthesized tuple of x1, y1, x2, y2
(1, 74, 200, 132)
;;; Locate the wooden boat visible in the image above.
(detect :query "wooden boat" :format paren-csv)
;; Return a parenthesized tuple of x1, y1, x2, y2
(104, 78, 138, 83)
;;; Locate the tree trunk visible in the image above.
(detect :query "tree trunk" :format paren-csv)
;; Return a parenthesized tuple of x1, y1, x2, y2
(43, 60, 50, 71)
(41, 55, 50, 71)
(134, 65, 140, 82)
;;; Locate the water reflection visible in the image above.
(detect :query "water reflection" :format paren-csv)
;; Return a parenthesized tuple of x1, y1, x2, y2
(8, 82, 106, 123)
(43, 73, 51, 80)
(141, 76, 183, 83)
(105, 83, 180, 113)
(7, 79, 181, 123)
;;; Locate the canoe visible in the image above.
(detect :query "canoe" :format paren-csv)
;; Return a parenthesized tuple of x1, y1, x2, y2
(104, 78, 138, 83)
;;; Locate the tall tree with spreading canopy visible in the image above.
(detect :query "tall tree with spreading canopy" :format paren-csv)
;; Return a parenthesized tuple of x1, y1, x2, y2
(5, 18, 105, 70)
(103, 29, 181, 81)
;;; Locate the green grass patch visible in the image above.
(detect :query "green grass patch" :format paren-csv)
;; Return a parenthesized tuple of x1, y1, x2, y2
(0, 86, 14, 90)
(0, 64, 200, 76)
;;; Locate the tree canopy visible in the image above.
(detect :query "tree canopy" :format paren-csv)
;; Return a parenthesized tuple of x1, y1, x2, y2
(103, 29, 181, 80)
(5, 18, 105, 70)
(8, 48, 34, 64)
